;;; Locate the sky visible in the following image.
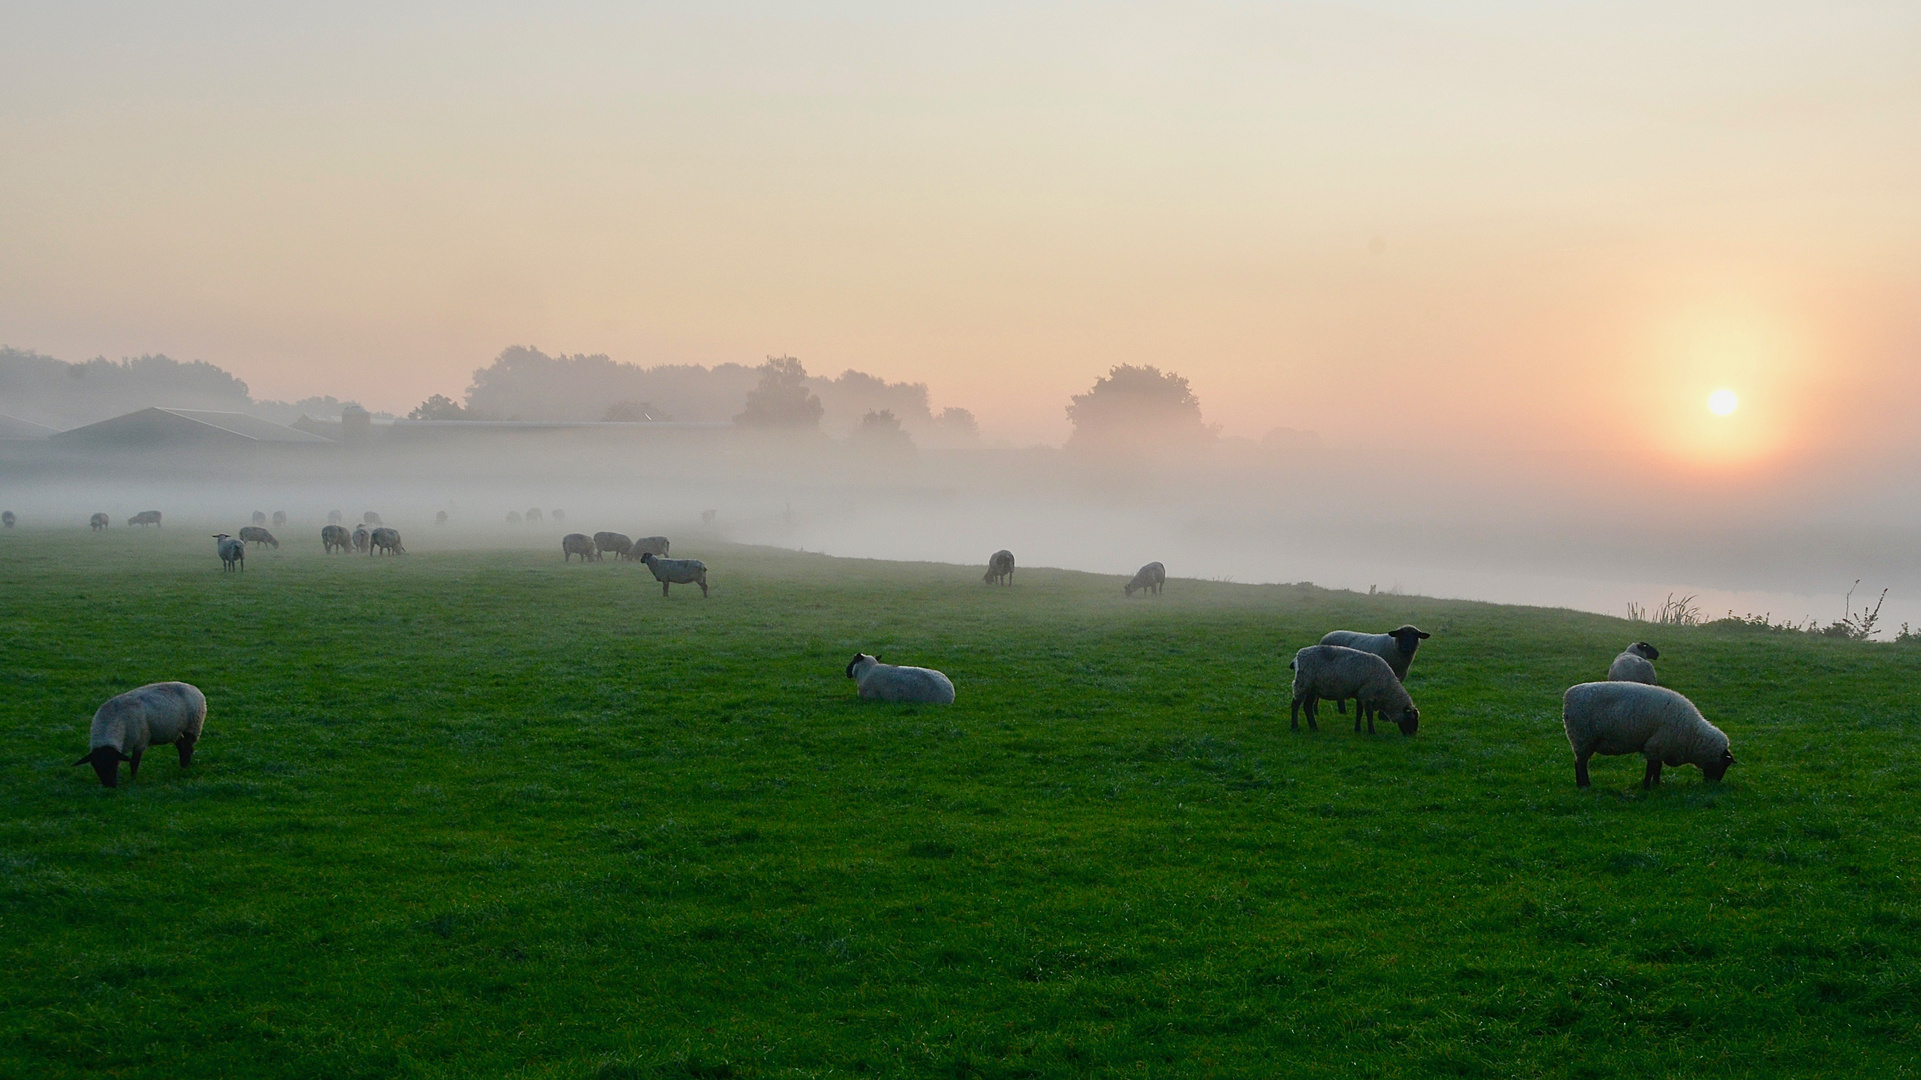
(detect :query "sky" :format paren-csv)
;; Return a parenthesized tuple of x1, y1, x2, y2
(3, 1, 1918, 473)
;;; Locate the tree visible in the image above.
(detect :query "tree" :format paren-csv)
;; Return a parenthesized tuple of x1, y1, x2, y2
(408, 394, 468, 420)
(734, 356, 824, 428)
(852, 408, 915, 454)
(1065, 365, 1215, 451)
(602, 401, 668, 422)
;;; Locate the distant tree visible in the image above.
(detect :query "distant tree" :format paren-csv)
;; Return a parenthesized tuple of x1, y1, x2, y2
(735, 356, 824, 428)
(408, 394, 469, 420)
(1065, 365, 1215, 451)
(852, 408, 915, 454)
(602, 400, 669, 422)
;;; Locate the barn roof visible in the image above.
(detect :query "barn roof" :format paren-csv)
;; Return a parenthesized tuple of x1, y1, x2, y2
(47, 407, 334, 446)
(0, 412, 58, 440)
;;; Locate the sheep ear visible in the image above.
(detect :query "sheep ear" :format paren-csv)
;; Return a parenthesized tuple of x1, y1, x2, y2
(1416, 631, 1431, 639)
(73, 752, 93, 766)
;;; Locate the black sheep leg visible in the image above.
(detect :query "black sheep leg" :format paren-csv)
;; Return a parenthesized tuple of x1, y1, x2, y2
(1643, 758, 1663, 789)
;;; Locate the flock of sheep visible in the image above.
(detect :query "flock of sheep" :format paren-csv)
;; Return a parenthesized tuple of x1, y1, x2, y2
(56, 536, 1733, 793)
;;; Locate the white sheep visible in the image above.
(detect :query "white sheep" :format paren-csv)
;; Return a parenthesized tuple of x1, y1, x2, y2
(369, 526, 405, 555)
(214, 533, 244, 572)
(238, 526, 279, 549)
(90, 513, 109, 531)
(322, 525, 352, 553)
(1124, 561, 1165, 597)
(351, 525, 371, 553)
(1607, 642, 1660, 685)
(984, 549, 1014, 585)
(562, 533, 598, 562)
(74, 681, 206, 787)
(1319, 625, 1429, 682)
(1563, 681, 1733, 789)
(594, 531, 633, 560)
(844, 653, 956, 704)
(639, 552, 708, 597)
(1288, 644, 1419, 735)
(633, 535, 670, 559)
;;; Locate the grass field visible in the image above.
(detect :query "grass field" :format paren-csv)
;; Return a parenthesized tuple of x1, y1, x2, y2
(2, 526, 1918, 1079)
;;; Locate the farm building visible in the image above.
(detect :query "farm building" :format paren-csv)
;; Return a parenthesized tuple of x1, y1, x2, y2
(46, 407, 334, 448)
(0, 413, 57, 440)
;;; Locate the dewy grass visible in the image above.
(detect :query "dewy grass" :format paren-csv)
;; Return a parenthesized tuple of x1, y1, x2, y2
(1, 527, 1918, 1078)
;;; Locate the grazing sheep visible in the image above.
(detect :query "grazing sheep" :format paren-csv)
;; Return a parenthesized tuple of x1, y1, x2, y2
(251, 510, 267, 526)
(369, 527, 405, 555)
(1319, 625, 1430, 682)
(506, 511, 523, 524)
(129, 511, 162, 527)
(594, 531, 634, 560)
(1, 511, 13, 529)
(435, 510, 448, 526)
(633, 535, 670, 559)
(1563, 681, 1733, 789)
(351, 524, 371, 553)
(562, 533, 598, 562)
(844, 653, 956, 705)
(322, 524, 352, 553)
(90, 513, 109, 531)
(237, 526, 279, 549)
(362, 511, 383, 525)
(1608, 642, 1660, 685)
(1288, 644, 1419, 736)
(272, 511, 286, 528)
(73, 681, 206, 788)
(214, 533, 244, 572)
(639, 552, 708, 597)
(1124, 561, 1165, 597)
(526, 508, 543, 523)
(984, 549, 1015, 585)
(328, 510, 343, 524)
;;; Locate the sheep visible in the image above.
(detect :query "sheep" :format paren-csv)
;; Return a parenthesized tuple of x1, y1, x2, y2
(322, 524, 352, 553)
(639, 552, 708, 597)
(351, 524, 371, 553)
(369, 527, 405, 555)
(129, 511, 162, 527)
(526, 508, 543, 523)
(1608, 642, 1660, 685)
(594, 531, 633, 560)
(1563, 681, 1734, 789)
(506, 511, 523, 524)
(435, 510, 448, 526)
(633, 535, 670, 560)
(562, 533, 598, 562)
(1319, 625, 1430, 682)
(1124, 561, 1165, 597)
(238, 526, 279, 549)
(844, 653, 956, 705)
(214, 533, 244, 572)
(90, 513, 109, 531)
(72, 681, 206, 788)
(272, 511, 287, 528)
(1, 511, 13, 529)
(328, 510, 343, 524)
(251, 510, 267, 526)
(701, 509, 716, 525)
(1288, 644, 1419, 736)
(984, 549, 1015, 585)
(362, 511, 383, 525)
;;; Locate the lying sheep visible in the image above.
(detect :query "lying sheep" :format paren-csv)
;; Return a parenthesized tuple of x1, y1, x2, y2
(272, 511, 287, 528)
(984, 549, 1015, 585)
(1288, 644, 1419, 736)
(435, 510, 448, 526)
(640, 552, 708, 597)
(1563, 681, 1733, 789)
(251, 510, 267, 526)
(562, 533, 598, 562)
(238, 526, 279, 549)
(90, 513, 109, 531)
(363, 511, 383, 525)
(321, 524, 352, 553)
(633, 535, 670, 559)
(1319, 625, 1429, 682)
(351, 525, 371, 553)
(369, 527, 405, 555)
(73, 681, 206, 788)
(845, 653, 955, 704)
(214, 533, 244, 572)
(129, 510, 161, 527)
(1124, 561, 1165, 597)
(594, 531, 633, 560)
(1608, 642, 1660, 685)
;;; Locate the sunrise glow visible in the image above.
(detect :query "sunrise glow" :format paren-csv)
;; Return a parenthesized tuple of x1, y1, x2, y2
(1708, 389, 1739, 416)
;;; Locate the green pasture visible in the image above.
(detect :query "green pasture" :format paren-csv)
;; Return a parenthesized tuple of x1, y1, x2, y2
(1, 526, 1917, 1078)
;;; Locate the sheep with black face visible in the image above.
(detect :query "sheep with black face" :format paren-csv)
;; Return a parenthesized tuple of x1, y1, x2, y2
(75, 682, 205, 788)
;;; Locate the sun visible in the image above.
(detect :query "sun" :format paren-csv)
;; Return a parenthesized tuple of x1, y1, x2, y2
(1707, 389, 1739, 416)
